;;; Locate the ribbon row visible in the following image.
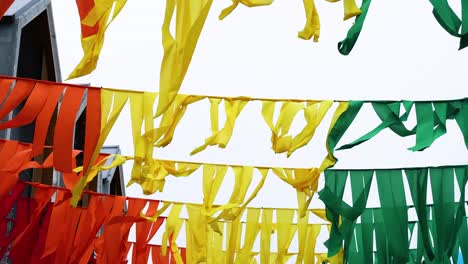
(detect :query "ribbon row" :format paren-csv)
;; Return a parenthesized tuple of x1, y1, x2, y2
(2, 76, 468, 208)
(1, 175, 466, 264)
(0, 181, 335, 264)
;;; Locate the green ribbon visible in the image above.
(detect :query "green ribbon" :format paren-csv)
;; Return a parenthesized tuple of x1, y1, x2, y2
(324, 100, 363, 165)
(376, 169, 409, 263)
(428, 0, 468, 49)
(337, 99, 468, 153)
(338, 0, 372, 55)
(405, 168, 435, 260)
(319, 170, 373, 260)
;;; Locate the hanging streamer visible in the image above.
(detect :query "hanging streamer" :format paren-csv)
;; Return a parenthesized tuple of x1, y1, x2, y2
(0, 138, 107, 198)
(0, 76, 101, 175)
(219, 0, 273, 19)
(334, 99, 468, 153)
(68, 0, 127, 79)
(338, 0, 372, 55)
(156, 0, 213, 116)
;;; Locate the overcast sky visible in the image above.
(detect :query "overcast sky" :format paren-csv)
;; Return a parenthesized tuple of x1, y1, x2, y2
(51, 0, 468, 255)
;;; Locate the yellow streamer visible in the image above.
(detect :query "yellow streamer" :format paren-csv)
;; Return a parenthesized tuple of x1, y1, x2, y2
(297, 209, 322, 264)
(161, 203, 184, 263)
(73, 154, 129, 181)
(72, 89, 131, 206)
(136, 160, 201, 195)
(225, 216, 243, 264)
(326, 0, 361, 20)
(207, 221, 225, 263)
(260, 208, 274, 264)
(298, 0, 320, 42)
(275, 209, 297, 263)
(186, 204, 209, 264)
(319, 102, 349, 171)
(289, 101, 333, 156)
(157, 0, 213, 116)
(219, 0, 273, 20)
(235, 208, 261, 264)
(262, 101, 304, 154)
(262, 100, 333, 156)
(153, 94, 204, 147)
(191, 98, 248, 155)
(272, 168, 320, 204)
(68, 0, 127, 79)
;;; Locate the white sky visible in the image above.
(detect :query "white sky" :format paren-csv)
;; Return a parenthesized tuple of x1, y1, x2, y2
(51, 0, 468, 257)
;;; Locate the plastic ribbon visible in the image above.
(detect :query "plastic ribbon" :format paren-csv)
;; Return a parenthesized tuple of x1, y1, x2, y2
(318, 170, 373, 261)
(337, 99, 468, 153)
(191, 98, 248, 155)
(161, 203, 184, 264)
(157, 0, 213, 116)
(152, 94, 204, 147)
(235, 208, 261, 263)
(427, 0, 468, 50)
(298, 0, 321, 42)
(0, 77, 101, 174)
(338, 0, 372, 55)
(69, 0, 127, 79)
(72, 89, 130, 206)
(262, 100, 333, 156)
(0, 139, 108, 198)
(275, 209, 297, 263)
(219, 0, 273, 20)
(273, 168, 320, 216)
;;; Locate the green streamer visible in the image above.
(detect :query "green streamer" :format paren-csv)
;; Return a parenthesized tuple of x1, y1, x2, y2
(324, 100, 363, 166)
(459, 218, 468, 264)
(336, 99, 468, 153)
(322, 170, 349, 257)
(461, 0, 468, 49)
(338, 101, 414, 150)
(454, 99, 468, 150)
(405, 168, 435, 260)
(376, 170, 409, 262)
(428, 0, 461, 37)
(373, 208, 390, 264)
(430, 167, 457, 262)
(360, 209, 374, 263)
(338, 0, 372, 55)
(319, 170, 373, 261)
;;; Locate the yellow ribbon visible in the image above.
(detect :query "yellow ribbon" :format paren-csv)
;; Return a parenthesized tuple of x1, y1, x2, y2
(191, 98, 248, 155)
(275, 209, 297, 263)
(73, 154, 129, 181)
(157, 0, 213, 116)
(68, 0, 127, 79)
(262, 100, 333, 156)
(260, 208, 274, 264)
(72, 89, 131, 206)
(219, 0, 273, 20)
(161, 203, 184, 263)
(298, 0, 320, 42)
(234, 208, 261, 264)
